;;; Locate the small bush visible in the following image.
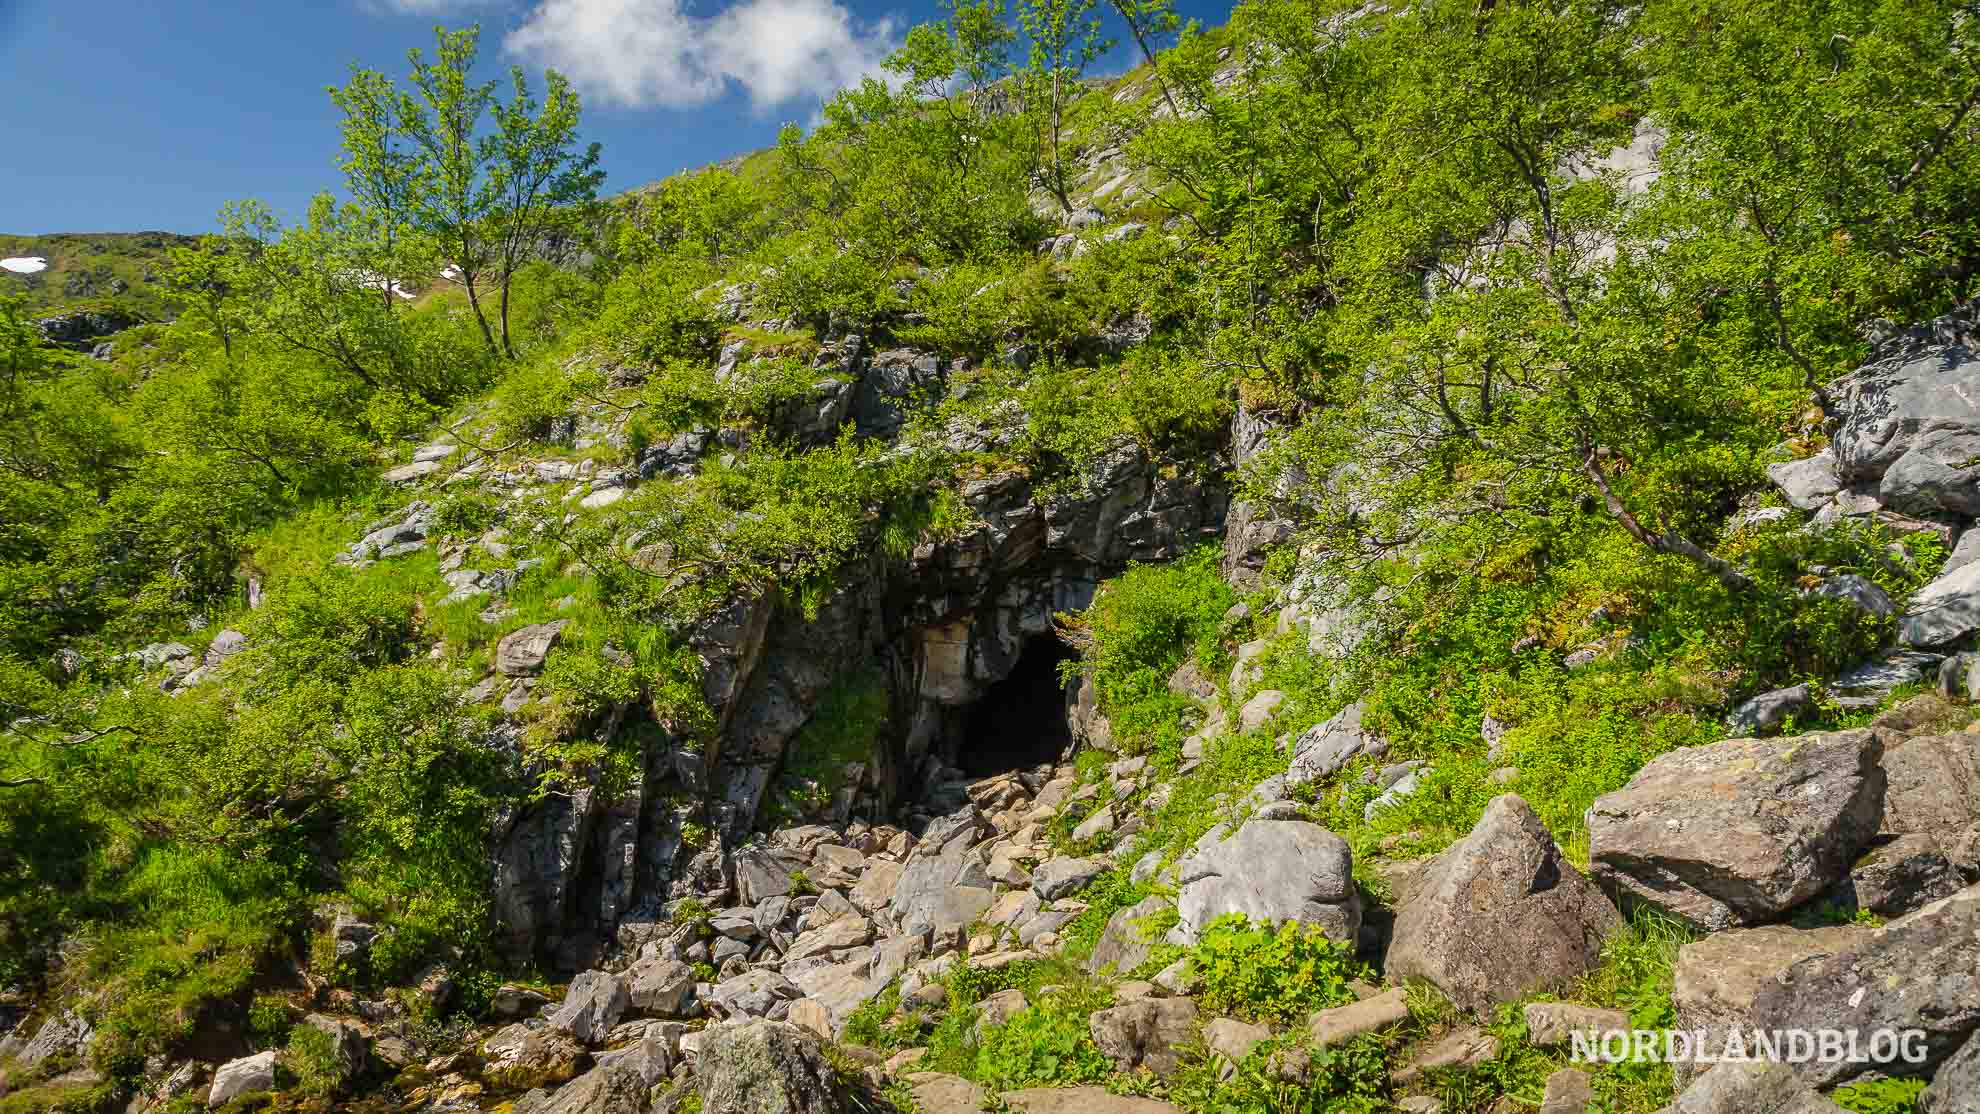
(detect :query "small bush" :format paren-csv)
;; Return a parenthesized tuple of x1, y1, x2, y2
(1192, 915, 1360, 1025)
(971, 986, 1114, 1091)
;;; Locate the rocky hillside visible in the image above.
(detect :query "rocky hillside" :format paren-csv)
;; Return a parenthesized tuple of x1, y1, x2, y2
(0, 231, 190, 338)
(7, 2, 1980, 1114)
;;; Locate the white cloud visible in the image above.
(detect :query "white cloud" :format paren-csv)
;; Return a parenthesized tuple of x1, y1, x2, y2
(503, 0, 897, 111)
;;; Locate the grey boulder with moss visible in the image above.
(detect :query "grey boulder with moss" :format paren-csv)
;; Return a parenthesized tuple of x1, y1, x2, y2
(696, 1019, 851, 1114)
(1387, 794, 1620, 1015)
(1171, 818, 1359, 946)
(1585, 730, 1886, 932)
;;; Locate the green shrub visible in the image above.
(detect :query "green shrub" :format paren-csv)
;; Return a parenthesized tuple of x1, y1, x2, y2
(972, 986, 1114, 1091)
(1832, 1077, 1929, 1114)
(1192, 915, 1360, 1025)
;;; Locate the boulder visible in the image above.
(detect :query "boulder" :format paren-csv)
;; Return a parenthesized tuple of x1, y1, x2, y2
(1724, 684, 1814, 736)
(496, 621, 569, 676)
(9, 1010, 92, 1069)
(1832, 651, 1944, 707)
(1392, 1026, 1497, 1085)
(1539, 1068, 1595, 1114)
(548, 970, 630, 1045)
(1088, 997, 1198, 1076)
(482, 1023, 590, 1091)
(1202, 1018, 1270, 1076)
(1032, 857, 1107, 901)
(1172, 819, 1359, 946)
(1831, 323, 1980, 515)
(697, 1020, 847, 1114)
(1749, 881, 1980, 1088)
(1308, 987, 1409, 1046)
(298, 1014, 367, 1086)
(1767, 453, 1842, 510)
(1844, 832, 1965, 917)
(1902, 561, 1980, 648)
(1285, 700, 1385, 788)
(891, 811, 995, 936)
(1388, 795, 1619, 1015)
(907, 1072, 990, 1114)
(1237, 690, 1284, 733)
(1922, 1035, 1980, 1113)
(1521, 1002, 1629, 1050)
(1663, 1062, 1847, 1113)
(787, 958, 885, 1032)
(514, 1058, 654, 1114)
(207, 1051, 279, 1108)
(629, 956, 696, 1017)
(1668, 923, 1870, 1089)
(1810, 573, 1896, 617)
(1086, 895, 1171, 976)
(711, 969, 802, 1019)
(1585, 730, 1886, 931)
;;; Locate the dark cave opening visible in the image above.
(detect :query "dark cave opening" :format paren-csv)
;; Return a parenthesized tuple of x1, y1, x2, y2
(957, 635, 1078, 777)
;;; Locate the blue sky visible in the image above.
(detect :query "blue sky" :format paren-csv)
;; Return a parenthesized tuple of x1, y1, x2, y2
(0, 0, 1231, 235)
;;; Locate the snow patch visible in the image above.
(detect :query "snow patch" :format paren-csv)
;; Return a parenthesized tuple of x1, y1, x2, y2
(2, 257, 49, 275)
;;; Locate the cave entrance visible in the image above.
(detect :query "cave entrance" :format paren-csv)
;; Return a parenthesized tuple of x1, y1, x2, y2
(958, 635, 1078, 777)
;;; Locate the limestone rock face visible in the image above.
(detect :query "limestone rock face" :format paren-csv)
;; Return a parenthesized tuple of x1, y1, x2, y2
(1585, 730, 1886, 931)
(1387, 795, 1620, 1015)
(696, 1020, 849, 1114)
(1172, 819, 1359, 945)
(1749, 881, 1980, 1089)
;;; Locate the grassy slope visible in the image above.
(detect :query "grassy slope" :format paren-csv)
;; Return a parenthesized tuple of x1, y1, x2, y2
(0, 231, 191, 319)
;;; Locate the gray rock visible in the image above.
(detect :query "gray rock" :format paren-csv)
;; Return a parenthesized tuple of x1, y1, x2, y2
(1832, 650, 1944, 705)
(207, 1051, 278, 1108)
(1725, 684, 1815, 736)
(1664, 1062, 1846, 1113)
(1585, 730, 1886, 932)
(696, 1020, 845, 1114)
(496, 621, 569, 676)
(1749, 881, 1980, 1088)
(1922, 1034, 1980, 1113)
(299, 1014, 367, 1085)
(11, 1010, 92, 1069)
(203, 629, 248, 667)
(515, 1058, 654, 1114)
(1285, 700, 1385, 788)
(710, 969, 802, 1020)
(1237, 689, 1284, 732)
(1308, 987, 1409, 1046)
(1033, 857, 1107, 901)
(1086, 895, 1171, 976)
(1388, 795, 1620, 1015)
(1202, 1017, 1270, 1077)
(1087, 997, 1198, 1077)
(629, 956, 697, 1017)
(1172, 819, 1359, 946)
(1903, 561, 1980, 648)
(1669, 923, 1870, 1089)
(1521, 1002, 1629, 1050)
(1539, 1068, 1595, 1114)
(1767, 453, 1843, 510)
(1844, 832, 1966, 917)
(1810, 573, 1896, 617)
(548, 970, 630, 1044)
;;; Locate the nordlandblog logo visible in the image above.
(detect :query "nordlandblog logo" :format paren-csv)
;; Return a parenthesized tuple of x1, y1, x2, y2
(1569, 1028, 1931, 1066)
